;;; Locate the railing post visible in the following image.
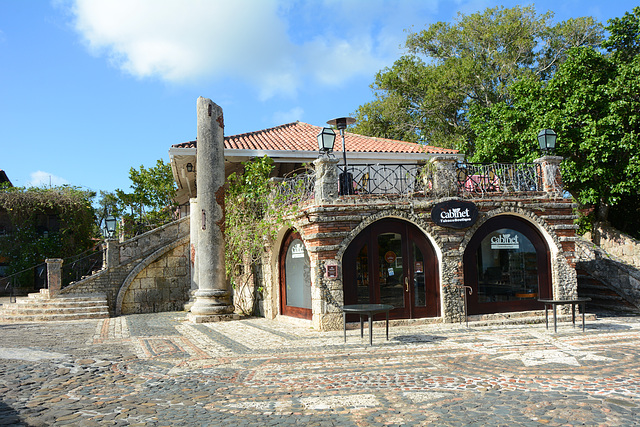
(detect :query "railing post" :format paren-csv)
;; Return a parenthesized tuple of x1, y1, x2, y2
(313, 156, 340, 204)
(534, 156, 563, 193)
(429, 155, 459, 196)
(45, 258, 63, 297)
(105, 238, 120, 268)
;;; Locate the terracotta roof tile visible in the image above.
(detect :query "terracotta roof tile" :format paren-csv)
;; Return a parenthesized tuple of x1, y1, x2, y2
(172, 121, 458, 154)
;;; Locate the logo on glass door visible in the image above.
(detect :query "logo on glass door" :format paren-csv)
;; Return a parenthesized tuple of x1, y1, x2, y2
(490, 233, 520, 249)
(291, 243, 305, 258)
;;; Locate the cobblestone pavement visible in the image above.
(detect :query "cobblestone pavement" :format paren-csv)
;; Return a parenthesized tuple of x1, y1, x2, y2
(1, 313, 639, 426)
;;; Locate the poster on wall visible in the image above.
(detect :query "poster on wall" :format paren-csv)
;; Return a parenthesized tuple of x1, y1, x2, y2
(431, 200, 479, 229)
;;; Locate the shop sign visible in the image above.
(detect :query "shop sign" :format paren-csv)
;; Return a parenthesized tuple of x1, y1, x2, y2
(325, 264, 338, 279)
(291, 243, 305, 258)
(384, 251, 397, 264)
(491, 233, 520, 249)
(431, 200, 479, 229)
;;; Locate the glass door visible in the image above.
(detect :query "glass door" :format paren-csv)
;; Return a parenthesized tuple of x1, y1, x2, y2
(343, 219, 439, 319)
(279, 230, 311, 319)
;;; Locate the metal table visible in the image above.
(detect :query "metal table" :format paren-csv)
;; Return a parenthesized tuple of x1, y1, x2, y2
(342, 304, 393, 345)
(538, 297, 591, 333)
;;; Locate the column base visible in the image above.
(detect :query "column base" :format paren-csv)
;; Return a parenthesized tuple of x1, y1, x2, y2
(187, 313, 241, 323)
(189, 289, 235, 317)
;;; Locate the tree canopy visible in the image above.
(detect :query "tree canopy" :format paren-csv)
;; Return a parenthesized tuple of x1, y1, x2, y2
(351, 5, 602, 150)
(98, 159, 178, 239)
(468, 7, 640, 232)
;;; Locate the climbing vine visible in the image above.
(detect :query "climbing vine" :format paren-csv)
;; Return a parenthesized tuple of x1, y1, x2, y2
(225, 156, 313, 315)
(0, 185, 97, 290)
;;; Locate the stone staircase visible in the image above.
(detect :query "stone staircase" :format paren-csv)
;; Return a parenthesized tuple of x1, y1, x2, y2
(577, 267, 640, 316)
(0, 289, 109, 322)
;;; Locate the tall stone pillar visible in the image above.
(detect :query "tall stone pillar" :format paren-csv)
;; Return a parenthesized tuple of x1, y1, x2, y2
(189, 197, 199, 293)
(188, 97, 236, 322)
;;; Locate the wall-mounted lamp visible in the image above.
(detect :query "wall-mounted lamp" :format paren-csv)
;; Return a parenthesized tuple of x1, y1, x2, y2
(537, 129, 557, 155)
(186, 163, 194, 173)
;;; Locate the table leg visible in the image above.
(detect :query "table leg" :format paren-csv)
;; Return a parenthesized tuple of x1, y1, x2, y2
(544, 304, 549, 330)
(369, 314, 373, 346)
(360, 315, 364, 339)
(343, 312, 347, 343)
(572, 303, 576, 328)
(581, 302, 586, 332)
(553, 304, 557, 333)
(385, 311, 389, 340)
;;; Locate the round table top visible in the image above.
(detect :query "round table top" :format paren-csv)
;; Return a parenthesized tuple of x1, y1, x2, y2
(538, 297, 592, 303)
(342, 304, 394, 313)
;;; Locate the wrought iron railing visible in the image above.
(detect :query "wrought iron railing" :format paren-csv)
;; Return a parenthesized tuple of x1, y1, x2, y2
(270, 169, 316, 206)
(456, 163, 542, 194)
(344, 164, 429, 196)
(62, 246, 105, 287)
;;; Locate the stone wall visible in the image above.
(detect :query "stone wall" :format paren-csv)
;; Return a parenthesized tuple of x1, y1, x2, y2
(585, 222, 640, 269)
(576, 236, 640, 310)
(61, 217, 191, 315)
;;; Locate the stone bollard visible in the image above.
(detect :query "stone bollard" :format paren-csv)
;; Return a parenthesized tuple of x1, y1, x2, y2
(45, 258, 63, 297)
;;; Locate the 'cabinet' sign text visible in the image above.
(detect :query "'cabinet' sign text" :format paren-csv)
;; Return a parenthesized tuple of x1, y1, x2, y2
(431, 200, 479, 229)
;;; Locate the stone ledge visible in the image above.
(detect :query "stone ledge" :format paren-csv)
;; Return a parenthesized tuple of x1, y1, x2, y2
(187, 313, 241, 323)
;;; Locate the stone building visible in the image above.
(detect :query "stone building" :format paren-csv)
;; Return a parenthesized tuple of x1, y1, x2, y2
(170, 119, 577, 331)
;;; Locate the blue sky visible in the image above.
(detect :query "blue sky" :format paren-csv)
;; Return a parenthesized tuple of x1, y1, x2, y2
(0, 0, 636, 195)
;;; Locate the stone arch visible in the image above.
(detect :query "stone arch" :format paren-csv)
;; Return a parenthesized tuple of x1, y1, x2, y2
(115, 236, 190, 316)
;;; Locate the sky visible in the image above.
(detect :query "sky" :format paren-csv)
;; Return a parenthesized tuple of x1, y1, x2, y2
(0, 0, 637, 196)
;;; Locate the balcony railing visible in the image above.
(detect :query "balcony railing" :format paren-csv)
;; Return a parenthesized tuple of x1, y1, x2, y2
(456, 163, 542, 194)
(344, 164, 428, 196)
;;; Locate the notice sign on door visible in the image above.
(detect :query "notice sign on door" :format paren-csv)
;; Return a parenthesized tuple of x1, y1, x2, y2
(415, 261, 424, 273)
(384, 251, 397, 264)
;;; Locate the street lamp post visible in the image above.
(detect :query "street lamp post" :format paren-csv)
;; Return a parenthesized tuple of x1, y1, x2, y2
(327, 117, 356, 195)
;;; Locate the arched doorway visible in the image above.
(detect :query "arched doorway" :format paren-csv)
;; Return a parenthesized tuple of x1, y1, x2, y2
(343, 219, 439, 319)
(463, 215, 551, 315)
(279, 230, 312, 319)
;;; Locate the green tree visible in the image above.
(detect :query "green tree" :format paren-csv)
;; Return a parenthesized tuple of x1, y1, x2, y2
(351, 5, 603, 151)
(468, 7, 640, 234)
(100, 159, 178, 239)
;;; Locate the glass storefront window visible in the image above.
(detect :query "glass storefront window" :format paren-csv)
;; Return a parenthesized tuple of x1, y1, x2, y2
(285, 239, 311, 309)
(476, 228, 538, 303)
(378, 232, 405, 308)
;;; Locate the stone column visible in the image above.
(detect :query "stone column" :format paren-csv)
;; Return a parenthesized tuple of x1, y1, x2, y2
(534, 156, 563, 193)
(45, 258, 63, 297)
(313, 156, 339, 204)
(188, 97, 236, 322)
(430, 155, 459, 196)
(184, 197, 199, 311)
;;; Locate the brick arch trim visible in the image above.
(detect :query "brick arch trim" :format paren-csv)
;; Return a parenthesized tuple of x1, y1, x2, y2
(335, 209, 443, 261)
(115, 235, 190, 316)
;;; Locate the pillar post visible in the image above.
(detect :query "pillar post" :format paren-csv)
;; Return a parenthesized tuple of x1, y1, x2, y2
(313, 156, 339, 204)
(534, 156, 563, 193)
(429, 155, 459, 196)
(45, 258, 63, 297)
(105, 239, 119, 268)
(188, 97, 236, 322)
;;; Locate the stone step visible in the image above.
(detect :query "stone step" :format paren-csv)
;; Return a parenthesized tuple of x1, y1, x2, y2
(0, 293, 110, 322)
(1, 311, 110, 322)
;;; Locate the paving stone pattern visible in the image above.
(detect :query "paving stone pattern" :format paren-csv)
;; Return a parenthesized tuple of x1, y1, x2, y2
(1, 313, 639, 426)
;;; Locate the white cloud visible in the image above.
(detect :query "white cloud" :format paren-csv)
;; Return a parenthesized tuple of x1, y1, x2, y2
(273, 106, 304, 124)
(67, 0, 438, 99)
(28, 171, 69, 188)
